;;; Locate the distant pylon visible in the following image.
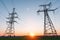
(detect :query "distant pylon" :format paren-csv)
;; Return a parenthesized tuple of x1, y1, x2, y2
(5, 8, 18, 36)
(37, 2, 57, 36)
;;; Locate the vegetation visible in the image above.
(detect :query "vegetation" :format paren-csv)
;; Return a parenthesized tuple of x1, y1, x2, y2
(0, 36, 60, 40)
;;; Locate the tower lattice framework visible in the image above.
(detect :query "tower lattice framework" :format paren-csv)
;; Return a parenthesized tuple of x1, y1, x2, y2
(5, 8, 18, 36)
(37, 2, 57, 36)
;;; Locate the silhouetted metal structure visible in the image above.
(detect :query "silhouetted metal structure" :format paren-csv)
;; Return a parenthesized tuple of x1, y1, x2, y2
(5, 8, 18, 36)
(37, 2, 57, 36)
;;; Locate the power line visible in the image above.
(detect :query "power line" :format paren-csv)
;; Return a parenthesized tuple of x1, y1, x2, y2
(0, 11, 6, 21)
(0, 0, 9, 13)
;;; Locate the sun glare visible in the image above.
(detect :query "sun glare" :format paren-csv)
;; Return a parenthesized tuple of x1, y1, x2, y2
(29, 33, 35, 37)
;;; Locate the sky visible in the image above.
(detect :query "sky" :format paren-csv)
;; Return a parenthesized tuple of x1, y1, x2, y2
(0, 0, 60, 36)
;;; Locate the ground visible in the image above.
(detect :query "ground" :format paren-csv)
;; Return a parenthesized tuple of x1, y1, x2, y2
(0, 36, 60, 40)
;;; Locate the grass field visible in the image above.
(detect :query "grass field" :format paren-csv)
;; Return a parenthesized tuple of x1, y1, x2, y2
(0, 36, 60, 40)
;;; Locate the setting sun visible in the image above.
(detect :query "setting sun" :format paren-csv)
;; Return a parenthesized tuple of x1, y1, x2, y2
(29, 33, 35, 37)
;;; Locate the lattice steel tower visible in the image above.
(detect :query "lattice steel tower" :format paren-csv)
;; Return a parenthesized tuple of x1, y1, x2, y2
(5, 8, 18, 36)
(37, 2, 57, 36)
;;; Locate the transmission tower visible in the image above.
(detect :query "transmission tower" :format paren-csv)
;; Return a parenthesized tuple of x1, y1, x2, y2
(5, 8, 18, 36)
(37, 2, 57, 36)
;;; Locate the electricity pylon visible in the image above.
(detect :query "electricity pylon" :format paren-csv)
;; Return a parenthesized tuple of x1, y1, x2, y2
(5, 8, 18, 36)
(37, 2, 57, 36)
